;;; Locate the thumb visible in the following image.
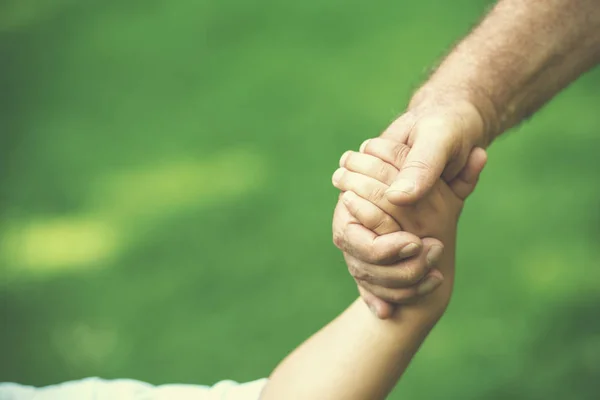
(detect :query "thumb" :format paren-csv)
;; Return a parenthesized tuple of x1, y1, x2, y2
(386, 134, 453, 205)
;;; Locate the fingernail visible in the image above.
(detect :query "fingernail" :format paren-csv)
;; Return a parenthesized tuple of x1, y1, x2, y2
(416, 274, 443, 295)
(426, 245, 444, 267)
(339, 151, 351, 167)
(359, 139, 370, 153)
(387, 179, 415, 195)
(399, 242, 419, 257)
(332, 168, 345, 185)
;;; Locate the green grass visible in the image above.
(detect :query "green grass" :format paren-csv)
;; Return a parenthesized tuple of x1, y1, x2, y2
(1, 1, 599, 398)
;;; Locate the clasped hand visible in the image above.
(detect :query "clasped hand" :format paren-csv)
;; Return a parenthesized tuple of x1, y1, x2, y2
(332, 136, 487, 319)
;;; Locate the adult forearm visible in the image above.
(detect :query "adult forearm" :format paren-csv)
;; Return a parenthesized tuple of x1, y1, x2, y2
(411, 0, 600, 143)
(260, 297, 443, 400)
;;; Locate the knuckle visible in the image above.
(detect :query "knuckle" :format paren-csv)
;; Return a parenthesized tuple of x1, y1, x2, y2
(371, 216, 387, 233)
(393, 144, 411, 168)
(358, 205, 381, 229)
(332, 230, 345, 249)
(376, 162, 392, 182)
(369, 185, 387, 204)
(348, 199, 360, 216)
(381, 217, 399, 235)
(371, 214, 397, 235)
(361, 205, 380, 223)
(402, 159, 434, 173)
(347, 262, 359, 277)
(348, 263, 371, 281)
(417, 116, 448, 132)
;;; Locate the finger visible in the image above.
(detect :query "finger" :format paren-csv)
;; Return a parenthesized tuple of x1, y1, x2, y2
(359, 139, 372, 153)
(341, 225, 422, 265)
(362, 138, 412, 171)
(449, 147, 488, 200)
(357, 268, 444, 304)
(332, 167, 404, 223)
(339, 151, 398, 185)
(358, 286, 394, 319)
(332, 196, 357, 250)
(344, 237, 442, 288)
(380, 112, 413, 143)
(341, 191, 401, 235)
(441, 148, 470, 182)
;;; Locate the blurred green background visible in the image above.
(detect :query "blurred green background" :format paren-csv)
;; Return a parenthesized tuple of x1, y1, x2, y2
(1, 0, 599, 398)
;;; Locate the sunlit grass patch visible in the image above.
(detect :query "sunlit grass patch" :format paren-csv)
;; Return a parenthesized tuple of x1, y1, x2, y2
(1, 148, 267, 278)
(91, 147, 266, 221)
(1, 216, 119, 274)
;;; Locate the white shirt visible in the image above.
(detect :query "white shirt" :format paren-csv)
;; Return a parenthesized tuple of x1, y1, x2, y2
(0, 377, 267, 400)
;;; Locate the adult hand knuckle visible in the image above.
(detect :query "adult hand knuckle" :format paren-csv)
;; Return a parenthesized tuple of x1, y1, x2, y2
(347, 262, 359, 277)
(376, 162, 390, 181)
(349, 264, 371, 281)
(403, 159, 434, 173)
(393, 144, 410, 167)
(332, 230, 345, 249)
(364, 210, 382, 230)
(371, 216, 387, 233)
(417, 116, 447, 132)
(370, 186, 386, 204)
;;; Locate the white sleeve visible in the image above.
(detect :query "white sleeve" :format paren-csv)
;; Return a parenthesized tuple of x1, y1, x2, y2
(0, 377, 267, 400)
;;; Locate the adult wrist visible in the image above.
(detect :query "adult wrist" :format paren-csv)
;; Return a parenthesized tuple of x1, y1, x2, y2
(408, 82, 500, 147)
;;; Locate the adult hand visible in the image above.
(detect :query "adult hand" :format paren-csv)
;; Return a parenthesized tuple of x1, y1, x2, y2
(332, 193, 444, 319)
(377, 95, 490, 205)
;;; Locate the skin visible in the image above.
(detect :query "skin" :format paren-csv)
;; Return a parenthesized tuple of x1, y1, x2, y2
(332, 141, 486, 317)
(333, 0, 600, 316)
(261, 148, 486, 400)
